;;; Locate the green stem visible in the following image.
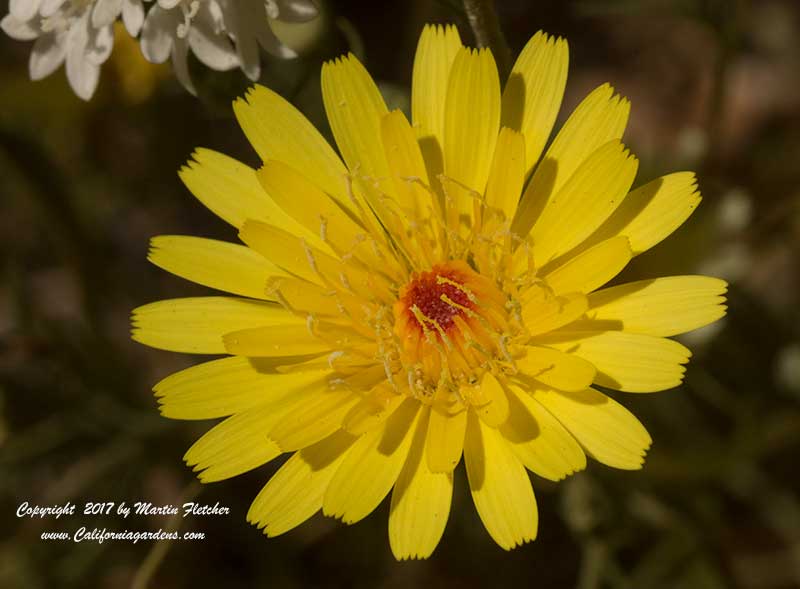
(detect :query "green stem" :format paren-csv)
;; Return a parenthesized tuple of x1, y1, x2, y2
(131, 482, 203, 589)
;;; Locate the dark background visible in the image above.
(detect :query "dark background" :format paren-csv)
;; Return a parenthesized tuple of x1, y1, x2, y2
(2, 0, 799, 587)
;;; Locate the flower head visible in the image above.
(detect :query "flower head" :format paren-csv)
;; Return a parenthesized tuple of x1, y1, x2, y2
(139, 0, 318, 95)
(1, 0, 140, 99)
(2, 0, 317, 99)
(132, 24, 727, 558)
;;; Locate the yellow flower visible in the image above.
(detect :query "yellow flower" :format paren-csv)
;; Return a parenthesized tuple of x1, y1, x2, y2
(132, 25, 727, 559)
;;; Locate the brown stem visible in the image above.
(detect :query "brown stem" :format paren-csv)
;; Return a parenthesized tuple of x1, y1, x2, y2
(462, 0, 513, 79)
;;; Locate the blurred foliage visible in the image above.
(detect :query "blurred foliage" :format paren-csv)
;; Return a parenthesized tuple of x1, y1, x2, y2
(2, 0, 800, 587)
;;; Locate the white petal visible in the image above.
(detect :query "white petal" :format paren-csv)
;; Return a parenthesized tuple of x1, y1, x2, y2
(92, 0, 123, 28)
(188, 4, 238, 70)
(171, 36, 196, 94)
(10, 0, 42, 22)
(237, 43, 260, 80)
(158, 0, 182, 9)
(220, 1, 260, 80)
(29, 32, 66, 80)
(274, 0, 319, 23)
(66, 13, 100, 100)
(1, 14, 40, 41)
(67, 56, 100, 100)
(40, 0, 67, 18)
(66, 10, 90, 53)
(139, 4, 175, 63)
(121, 0, 145, 36)
(206, 0, 226, 28)
(87, 24, 114, 64)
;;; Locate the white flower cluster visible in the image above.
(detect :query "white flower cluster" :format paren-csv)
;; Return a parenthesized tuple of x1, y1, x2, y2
(1, 0, 318, 100)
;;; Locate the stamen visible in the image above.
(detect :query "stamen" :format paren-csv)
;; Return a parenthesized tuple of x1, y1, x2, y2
(328, 350, 345, 368)
(342, 172, 393, 253)
(306, 314, 317, 336)
(452, 315, 494, 360)
(498, 334, 517, 371)
(382, 356, 397, 390)
(271, 288, 294, 314)
(338, 271, 351, 292)
(177, 1, 200, 38)
(436, 275, 473, 297)
(301, 239, 325, 282)
(410, 305, 451, 351)
(440, 294, 476, 317)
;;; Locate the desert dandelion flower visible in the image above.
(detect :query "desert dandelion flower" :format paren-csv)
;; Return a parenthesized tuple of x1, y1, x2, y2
(132, 24, 727, 558)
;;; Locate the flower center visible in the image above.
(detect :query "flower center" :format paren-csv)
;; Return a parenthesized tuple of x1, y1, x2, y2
(396, 264, 474, 335)
(391, 260, 511, 396)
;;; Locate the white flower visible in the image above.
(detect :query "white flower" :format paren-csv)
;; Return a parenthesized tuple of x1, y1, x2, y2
(2, 0, 319, 99)
(139, 0, 318, 94)
(1, 0, 145, 100)
(218, 0, 318, 80)
(139, 0, 238, 94)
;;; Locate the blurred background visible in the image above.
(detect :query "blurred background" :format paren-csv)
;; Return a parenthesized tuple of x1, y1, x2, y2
(2, 0, 799, 587)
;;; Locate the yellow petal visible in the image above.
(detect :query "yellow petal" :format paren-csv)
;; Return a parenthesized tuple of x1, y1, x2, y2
(516, 345, 597, 392)
(500, 385, 586, 481)
(323, 399, 421, 524)
(179, 149, 316, 236)
(426, 405, 467, 473)
(148, 235, 287, 300)
(239, 220, 393, 303)
(586, 275, 728, 337)
(521, 290, 588, 336)
(184, 375, 336, 483)
(389, 407, 453, 560)
(464, 412, 538, 550)
(412, 24, 462, 144)
(532, 387, 651, 470)
(256, 160, 377, 264)
(238, 220, 322, 285)
(578, 172, 702, 255)
(512, 84, 630, 236)
(439, 175, 479, 233)
(183, 403, 295, 483)
(321, 52, 397, 233)
(154, 356, 330, 420)
(537, 331, 692, 392)
(266, 276, 343, 317)
(233, 84, 355, 215)
(222, 322, 363, 357)
(266, 279, 375, 338)
(269, 390, 360, 451)
(322, 53, 389, 180)
(248, 430, 357, 537)
(381, 109, 432, 217)
(501, 31, 568, 177)
(484, 127, 526, 226)
(131, 297, 299, 354)
(343, 383, 406, 436)
(472, 372, 510, 427)
(528, 140, 638, 266)
(543, 236, 632, 294)
(443, 47, 501, 214)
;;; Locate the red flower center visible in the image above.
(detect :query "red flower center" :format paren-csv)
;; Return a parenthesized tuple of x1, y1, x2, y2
(396, 262, 477, 336)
